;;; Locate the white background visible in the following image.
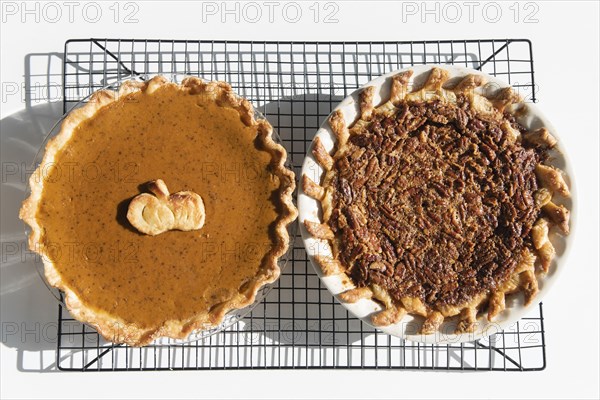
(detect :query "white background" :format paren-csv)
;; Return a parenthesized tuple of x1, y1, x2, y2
(1, 1, 598, 399)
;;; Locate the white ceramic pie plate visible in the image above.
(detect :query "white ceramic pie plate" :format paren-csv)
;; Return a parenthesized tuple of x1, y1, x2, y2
(298, 64, 576, 344)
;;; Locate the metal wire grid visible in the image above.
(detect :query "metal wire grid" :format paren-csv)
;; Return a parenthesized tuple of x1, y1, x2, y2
(57, 39, 546, 371)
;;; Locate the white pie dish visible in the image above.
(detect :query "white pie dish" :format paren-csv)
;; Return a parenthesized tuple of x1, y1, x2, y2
(298, 64, 576, 344)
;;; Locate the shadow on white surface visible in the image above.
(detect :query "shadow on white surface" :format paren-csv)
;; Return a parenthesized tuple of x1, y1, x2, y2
(1, 102, 65, 372)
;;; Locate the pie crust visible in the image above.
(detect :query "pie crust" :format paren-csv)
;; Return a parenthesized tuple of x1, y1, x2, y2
(302, 67, 570, 335)
(126, 179, 207, 236)
(20, 76, 297, 346)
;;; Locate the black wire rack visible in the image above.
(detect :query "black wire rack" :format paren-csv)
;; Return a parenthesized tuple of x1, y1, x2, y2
(56, 38, 546, 371)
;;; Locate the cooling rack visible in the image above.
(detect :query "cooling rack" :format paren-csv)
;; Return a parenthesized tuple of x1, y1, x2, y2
(57, 38, 546, 371)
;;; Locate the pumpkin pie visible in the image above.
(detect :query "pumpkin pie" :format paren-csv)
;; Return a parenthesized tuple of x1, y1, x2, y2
(302, 67, 570, 334)
(20, 76, 297, 346)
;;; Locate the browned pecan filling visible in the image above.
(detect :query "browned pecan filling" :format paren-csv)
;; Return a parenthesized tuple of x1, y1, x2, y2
(328, 95, 548, 308)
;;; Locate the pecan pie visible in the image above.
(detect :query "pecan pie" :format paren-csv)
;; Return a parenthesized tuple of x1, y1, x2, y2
(20, 76, 297, 346)
(302, 67, 570, 334)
